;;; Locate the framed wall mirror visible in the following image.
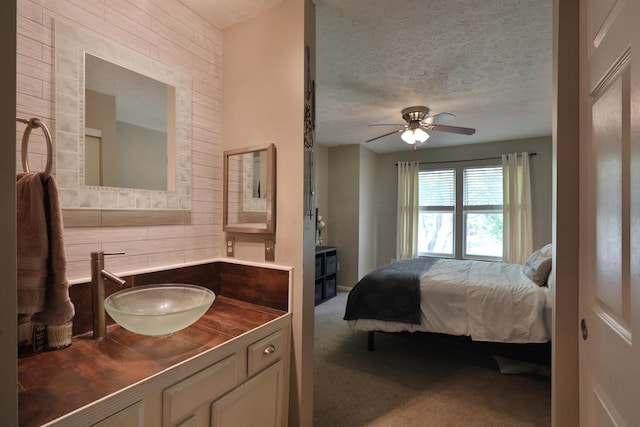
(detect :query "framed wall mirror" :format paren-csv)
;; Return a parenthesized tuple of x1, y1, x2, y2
(84, 53, 175, 192)
(54, 19, 192, 214)
(223, 143, 276, 234)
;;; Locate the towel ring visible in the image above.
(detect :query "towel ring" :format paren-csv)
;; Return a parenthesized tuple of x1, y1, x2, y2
(17, 117, 53, 180)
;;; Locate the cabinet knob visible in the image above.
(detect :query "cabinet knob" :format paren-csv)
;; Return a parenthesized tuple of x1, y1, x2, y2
(263, 345, 276, 355)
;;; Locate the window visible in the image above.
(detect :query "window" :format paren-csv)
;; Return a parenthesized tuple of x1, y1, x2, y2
(463, 166, 503, 259)
(418, 164, 503, 260)
(418, 169, 456, 257)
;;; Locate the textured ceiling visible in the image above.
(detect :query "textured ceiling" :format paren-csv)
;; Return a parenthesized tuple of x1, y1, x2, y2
(315, 0, 553, 153)
(182, 0, 553, 154)
(179, 0, 284, 29)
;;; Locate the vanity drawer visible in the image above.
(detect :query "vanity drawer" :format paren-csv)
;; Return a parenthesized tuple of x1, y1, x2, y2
(247, 329, 285, 377)
(92, 400, 143, 426)
(163, 354, 237, 427)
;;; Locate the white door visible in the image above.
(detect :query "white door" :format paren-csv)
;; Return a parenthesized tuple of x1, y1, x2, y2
(580, 0, 640, 424)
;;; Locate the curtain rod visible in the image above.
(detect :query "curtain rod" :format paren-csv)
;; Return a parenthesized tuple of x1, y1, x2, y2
(396, 152, 537, 166)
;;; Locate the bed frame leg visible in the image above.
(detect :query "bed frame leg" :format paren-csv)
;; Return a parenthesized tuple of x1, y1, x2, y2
(367, 331, 375, 351)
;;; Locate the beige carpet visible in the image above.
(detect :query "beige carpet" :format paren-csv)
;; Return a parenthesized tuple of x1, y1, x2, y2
(313, 292, 551, 427)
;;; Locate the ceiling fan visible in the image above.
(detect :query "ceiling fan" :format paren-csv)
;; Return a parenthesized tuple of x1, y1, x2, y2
(366, 106, 476, 148)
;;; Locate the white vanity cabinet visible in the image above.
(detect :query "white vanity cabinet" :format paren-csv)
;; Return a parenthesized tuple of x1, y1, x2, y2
(161, 321, 290, 427)
(44, 314, 291, 427)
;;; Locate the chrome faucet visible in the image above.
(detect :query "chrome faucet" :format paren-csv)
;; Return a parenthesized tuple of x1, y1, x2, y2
(91, 251, 126, 339)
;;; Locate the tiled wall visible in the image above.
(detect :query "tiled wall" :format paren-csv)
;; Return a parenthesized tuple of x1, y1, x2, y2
(16, 1, 222, 280)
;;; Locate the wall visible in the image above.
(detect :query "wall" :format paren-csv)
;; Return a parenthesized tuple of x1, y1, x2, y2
(16, 1, 223, 281)
(325, 136, 553, 287)
(358, 146, 377, 280)
(328, 144, 361, 287)
(325, 144, 378, 288)
(85, 89, 117, 186)
(221, 0, 315, 425)
(314, 143, 329, 242)
(115, 121, 167, 190)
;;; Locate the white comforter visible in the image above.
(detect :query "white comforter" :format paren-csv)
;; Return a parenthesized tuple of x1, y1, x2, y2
(347, 259, 552, 343)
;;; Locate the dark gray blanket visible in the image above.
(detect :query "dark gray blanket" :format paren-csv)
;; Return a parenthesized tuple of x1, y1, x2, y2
(343, 257, 438, 325)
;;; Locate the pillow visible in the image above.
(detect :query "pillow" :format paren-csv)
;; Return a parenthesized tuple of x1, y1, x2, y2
(522, 244, 553, 286)
(539, 243, 552, 258)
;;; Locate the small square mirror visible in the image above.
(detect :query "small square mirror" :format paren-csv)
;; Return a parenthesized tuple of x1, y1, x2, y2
(223, 143, 276, 234)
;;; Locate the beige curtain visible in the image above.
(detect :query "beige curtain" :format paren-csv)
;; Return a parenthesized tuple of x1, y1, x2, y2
(502, 152, 533, 263)
(396, 161, 420, 260)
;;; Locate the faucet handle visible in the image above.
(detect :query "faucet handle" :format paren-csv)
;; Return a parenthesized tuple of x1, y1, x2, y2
(91, 251, 125, 260)
(103, 252, 125, 256)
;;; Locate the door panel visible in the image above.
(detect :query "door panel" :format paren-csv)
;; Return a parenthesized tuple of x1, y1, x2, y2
(592, 71, 628, 326)
(580, 0, 640, 424)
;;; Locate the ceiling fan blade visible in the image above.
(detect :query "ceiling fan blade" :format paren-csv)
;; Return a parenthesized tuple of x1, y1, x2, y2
(365, 129, 402, 142)
(427, 124, 476, 135)
(367, 123, 405, 127)
(422, 112, 455, 124)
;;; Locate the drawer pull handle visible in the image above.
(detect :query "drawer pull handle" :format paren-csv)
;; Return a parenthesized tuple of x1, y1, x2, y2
(263, 345, 276, 355)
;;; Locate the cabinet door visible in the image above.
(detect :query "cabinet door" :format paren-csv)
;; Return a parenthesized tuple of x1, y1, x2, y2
(211, 361, 284, 427)
(163, 355, 237, 427)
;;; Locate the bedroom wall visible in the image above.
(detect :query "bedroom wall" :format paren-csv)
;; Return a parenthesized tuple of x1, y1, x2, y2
(327, 144, 361, 288)
(358, 146, 377, 280)
(314, 143, 330, 242)
(324, 135, 553, 288)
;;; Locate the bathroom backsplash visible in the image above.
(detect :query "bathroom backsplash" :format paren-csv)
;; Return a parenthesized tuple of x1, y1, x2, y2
(69, 261, 289, 336)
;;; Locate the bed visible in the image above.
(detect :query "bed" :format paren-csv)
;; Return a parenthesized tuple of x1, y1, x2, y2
(344, 245, 553, 350)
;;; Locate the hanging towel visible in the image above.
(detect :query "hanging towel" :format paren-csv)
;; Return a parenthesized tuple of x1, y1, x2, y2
(17, 172, 75, 348)
(17, 173, 48, 314)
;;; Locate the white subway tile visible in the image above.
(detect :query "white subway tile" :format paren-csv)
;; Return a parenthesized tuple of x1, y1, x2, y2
(18, 0, 223, 281)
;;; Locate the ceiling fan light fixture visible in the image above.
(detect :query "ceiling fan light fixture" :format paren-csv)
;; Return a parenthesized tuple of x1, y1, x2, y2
(401, 129, 416, 144)
(414, 127, 429, 143)
(401, 127, 429, 144)
(365, 105, 475, 145)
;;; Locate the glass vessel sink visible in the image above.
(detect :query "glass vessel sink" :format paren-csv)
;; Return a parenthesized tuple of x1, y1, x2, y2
(104, 284, 215, 337)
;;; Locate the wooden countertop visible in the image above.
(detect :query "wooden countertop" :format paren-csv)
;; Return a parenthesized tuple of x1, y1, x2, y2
(18, 296, 286, 427)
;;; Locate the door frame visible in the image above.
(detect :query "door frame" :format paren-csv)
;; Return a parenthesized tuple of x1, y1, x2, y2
(552, 0, 580, 425)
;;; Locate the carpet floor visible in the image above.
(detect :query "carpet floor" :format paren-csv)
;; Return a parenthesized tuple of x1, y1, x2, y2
(313, 292, 551, 427)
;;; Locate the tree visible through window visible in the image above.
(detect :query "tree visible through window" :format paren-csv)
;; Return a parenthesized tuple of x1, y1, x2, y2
(418, 164, 503, 260)
(418, 169, 455, 256)
(463, 166, 503, 259)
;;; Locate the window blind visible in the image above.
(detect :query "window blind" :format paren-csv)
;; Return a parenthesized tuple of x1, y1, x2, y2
(419, 169, 455, 207)
(463, 166, 502, 206)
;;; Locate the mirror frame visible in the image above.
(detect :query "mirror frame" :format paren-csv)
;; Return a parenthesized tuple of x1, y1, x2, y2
(223, 143, 276, 234)
(54, 19, 192, 212)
